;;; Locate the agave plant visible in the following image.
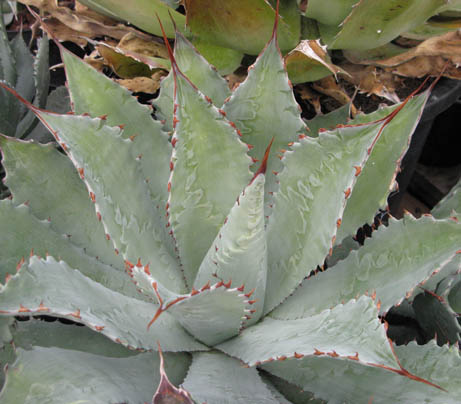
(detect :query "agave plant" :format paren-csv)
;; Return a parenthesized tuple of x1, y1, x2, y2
(0, 14, 460, 403)
(387, 177, 461, 347)
(19, 0, 461, 79)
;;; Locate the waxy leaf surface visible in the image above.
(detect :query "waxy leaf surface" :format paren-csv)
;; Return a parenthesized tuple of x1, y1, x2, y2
(0, 256, 206, 352)
(272, 215, 461, 319)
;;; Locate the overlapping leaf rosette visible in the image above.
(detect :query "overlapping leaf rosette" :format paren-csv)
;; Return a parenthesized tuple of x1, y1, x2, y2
(0, 14, 460, 404)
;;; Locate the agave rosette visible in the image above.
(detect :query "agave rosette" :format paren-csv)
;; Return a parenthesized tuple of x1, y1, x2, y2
(0, 13, 460, 404)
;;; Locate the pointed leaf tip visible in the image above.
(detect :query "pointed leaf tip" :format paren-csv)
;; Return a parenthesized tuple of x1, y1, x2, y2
(251, 137, 274, 183)
(156, 14, 176, 74)
(271, 0, 280, 42)
(153, 344, 194, 404)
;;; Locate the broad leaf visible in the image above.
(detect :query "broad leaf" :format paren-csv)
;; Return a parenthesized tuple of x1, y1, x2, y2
(304, 0, 358, 26)
(432, 177, 461, 220)
(157, 283, 248, 346)
(32, 111, 185, 294)
(154, 30, 231, 131)
(0, 200, 136, 297)
(183, 351, 281, 404)
(194, 174, 267, 325)
(325, 0, 449, 50)
(62, 48, 172, 240)
(77, 0, 186, 38)
(264, 117, 391, 313)
(0, 347, 189, 403)
(223, 27, 306, 211)
(271, 215, 461, 319)
(184, 0, 300, 54)
(263, 341, 461, 403)
(337, 90, 429, 242)
(168, 60, 252, 287)
(0, 136, 120, 267)
(0, 255, 206, 352)
(219, 297, 398, 369)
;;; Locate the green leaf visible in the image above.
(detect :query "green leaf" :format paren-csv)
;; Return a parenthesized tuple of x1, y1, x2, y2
(271, 215, 461, 319)
(168, 63, 252, 287)
(10, 34, 34, 129)
(0, 15, 15, 85)
(432, 177, 461, 220)
(326, 0, 449, 50)
(33, 35, 50, 110)
(24, 86, 71, 143)
(191, 38, 243, 75)
(262, 341, 460, 404)
(306, 103, 350, 137)
(33, 111, 185, 295)
(262, 373, 326, 404)
(11, 318, 139, 358)
(183, 351, 281, 404)
(184, 0, 300, 54)
(219, 296, 398, 369)
(304, 0, 358, 26)
(337, 90, 429, 242)
(223, 30, 306, 212)
(0, 255, 206, 352)
(77, 0, 186, 38)
(0, 135, 121, 268)
(159, 283, 248, 346)
(62, 48, 174, 253)
(263, 117, 390, 313)
(194, 174, 267, 325)
(0, 347, 189, 404)
(412, 292, 461, 345)
(0, 200, 137, 298)
(154, 30, 231, 132)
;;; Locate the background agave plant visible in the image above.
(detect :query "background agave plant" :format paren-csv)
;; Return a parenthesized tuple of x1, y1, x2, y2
(0, 12, 460, 403)
(15, 0, 461, 82)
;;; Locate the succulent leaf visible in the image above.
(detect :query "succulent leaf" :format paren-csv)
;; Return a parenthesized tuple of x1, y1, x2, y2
(304, 0, 358, 26)
(432, 176, 461, 220)
(337, 90, 430, 242)
(0, 347, 189, 404)
(0, 255, 206, 352)
(154, 30, 231, 131)
(152, 345, 194, 403)
(262, 341, 461, 404)
(219, 296, 398, 369)
(0, 200, 136, 297)
(264, 117, 391, 313)
(62, 49, 173, 240)
(31, 110, 185, 295)
(157, 283, 248, 346)
(182, 351, 281, 404)
(320, 0, 450, 50)
(271, 215, 461, 319)
(223, 28, 306, 211)
(184, 0, 300, 54)
(194, 173, 267, 325)
(412, 291, 461, 345)
(77, 0, 186, 38)
(306, 103, 351, 137)
(167, 59, 252, 287)
(0, 135, 120, 268)
(0, 16, 15, 86)
(32, 35, 50, 110)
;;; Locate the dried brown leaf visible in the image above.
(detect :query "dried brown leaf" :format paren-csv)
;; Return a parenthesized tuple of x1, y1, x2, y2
(296, 85, 322, 115)
(19, 0, 152, 46)
(350, 31, 461, 79)
(312, 76, 358, 116)
(116, 71, 166, 94)
(340, 63, 402, 103)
